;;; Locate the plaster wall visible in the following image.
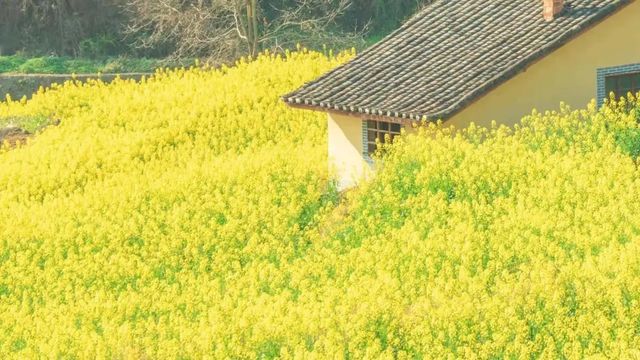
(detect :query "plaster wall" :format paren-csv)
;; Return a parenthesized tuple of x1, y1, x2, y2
(328, 112, 370, 189)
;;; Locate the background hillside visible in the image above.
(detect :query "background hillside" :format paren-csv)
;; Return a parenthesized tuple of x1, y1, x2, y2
(0, 0, 430, 60)
(1, 50, 640, 358)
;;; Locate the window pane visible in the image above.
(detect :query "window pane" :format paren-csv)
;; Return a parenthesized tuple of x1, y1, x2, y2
(634, 74, 640, 91)
(367, 120, 377, 129)
(368, 130, 377, 141)
(368, 144, 377, 154)
(619, 75, 633, 91)
(391, 123, 402, 133)
(378, 133, 386, 143)
(605, 77, 617, 94)
(379, 122, 389, 131)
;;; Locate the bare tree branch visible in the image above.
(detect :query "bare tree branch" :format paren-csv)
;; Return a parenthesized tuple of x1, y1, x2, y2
(123, 0, 364, 61)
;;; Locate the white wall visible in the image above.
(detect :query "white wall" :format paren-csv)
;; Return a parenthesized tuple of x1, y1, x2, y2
(327, 112, 371, 190)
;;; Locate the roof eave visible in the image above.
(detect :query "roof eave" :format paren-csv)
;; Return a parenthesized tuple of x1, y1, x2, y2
(282, 98, 439, 123)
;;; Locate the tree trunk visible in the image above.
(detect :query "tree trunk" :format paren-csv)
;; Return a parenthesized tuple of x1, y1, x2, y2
(246, 0, 259, 56)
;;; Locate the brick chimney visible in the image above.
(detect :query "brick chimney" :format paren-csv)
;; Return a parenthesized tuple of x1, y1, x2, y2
(543, 0, 564, 21)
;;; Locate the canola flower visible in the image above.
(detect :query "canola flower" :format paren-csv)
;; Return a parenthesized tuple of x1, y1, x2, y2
(1, 49, 640, 359)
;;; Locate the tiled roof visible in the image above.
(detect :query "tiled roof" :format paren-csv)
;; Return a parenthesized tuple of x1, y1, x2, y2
(283, 0, 631, 121)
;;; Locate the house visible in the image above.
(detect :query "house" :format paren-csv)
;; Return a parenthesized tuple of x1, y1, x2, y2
(283, 0, 640, 189)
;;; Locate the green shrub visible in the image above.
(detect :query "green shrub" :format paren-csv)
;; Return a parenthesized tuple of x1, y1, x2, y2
(615, 126, 640, 160)
(0, 55, 27, 73)
(17, 57, 68, 74)
(0, 56, 176, 74)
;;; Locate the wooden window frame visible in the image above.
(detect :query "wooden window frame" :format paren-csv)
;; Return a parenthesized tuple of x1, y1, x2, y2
(365, 120, 403, 156)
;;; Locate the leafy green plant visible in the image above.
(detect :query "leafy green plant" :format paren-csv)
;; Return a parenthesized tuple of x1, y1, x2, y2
(0, 55, 27, 73)
(17, 57, 68, 74)
(615, 126, 640, 160)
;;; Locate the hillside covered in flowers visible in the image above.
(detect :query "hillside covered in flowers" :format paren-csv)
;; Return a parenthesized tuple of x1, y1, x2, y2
(1, 50, 640, 358)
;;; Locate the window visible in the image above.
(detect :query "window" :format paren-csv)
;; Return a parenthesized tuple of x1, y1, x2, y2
(597, 64, 640, 107)
(366, 120, 403, 155)
(605, 72, 640, 100)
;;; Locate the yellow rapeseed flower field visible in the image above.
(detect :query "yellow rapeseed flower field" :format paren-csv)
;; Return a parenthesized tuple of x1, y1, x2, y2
(1, 49, 640, 359)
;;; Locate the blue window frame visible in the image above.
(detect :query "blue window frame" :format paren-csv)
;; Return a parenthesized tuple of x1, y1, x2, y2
(597, 63, 640, 107)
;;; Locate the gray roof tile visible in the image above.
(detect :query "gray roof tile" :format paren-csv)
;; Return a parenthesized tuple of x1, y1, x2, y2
(283, 0, 631, 120)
